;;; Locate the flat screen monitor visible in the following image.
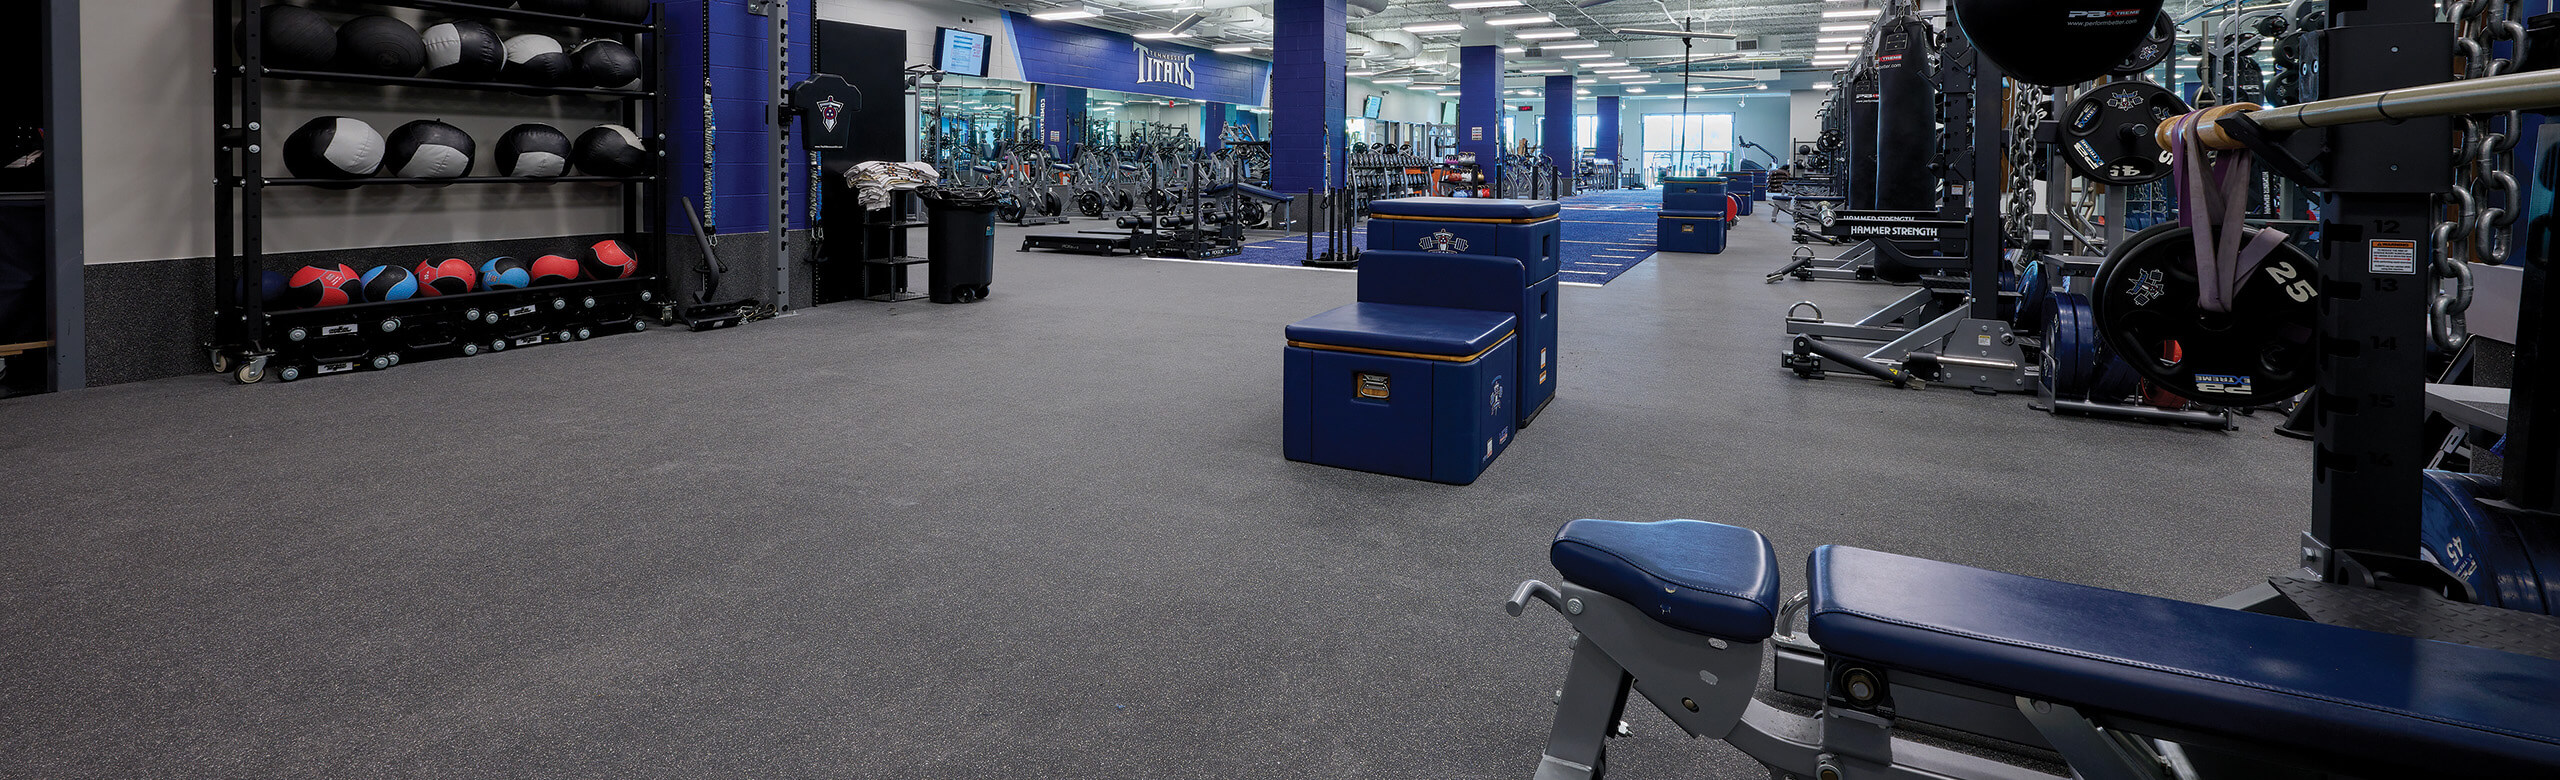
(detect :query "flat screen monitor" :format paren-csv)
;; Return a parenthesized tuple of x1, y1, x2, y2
(936, 28, 991, 78)
(1362, 95, 1383, 119)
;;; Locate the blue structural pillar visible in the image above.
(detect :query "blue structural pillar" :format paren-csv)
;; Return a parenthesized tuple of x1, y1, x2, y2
(1271, 0, 1346, 195)
(1039, 85, 1086, 161)
(1204, 102, 1229, 153)
(1596, 95, 1621, 172)
(1459, 45, 1502, 169)
(1542, 75, 1574, 191)
(662, 0, 813, 235)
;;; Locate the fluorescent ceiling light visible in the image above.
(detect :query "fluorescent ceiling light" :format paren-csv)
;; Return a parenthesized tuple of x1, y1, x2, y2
(1625, 87, 1645, 93)
(1030, 6, 1100, 20)
(1539, 42, 1599, 50)
(1822, 8, 1880, 17)
(1374, 77, 1412, 84)
(1608, 74, 1654, 80)
(1405, 22, 1465, 33)
(1612, 28, 1738, 39)
(1816, 36, 1858, 44)
(1487, 13, 1555, 26)
(1558, 53, 1611, 60)
(1576, 88, 1590, 94)
(1592, 67, 1638, 73)
(1214, 44, 1255, 52)
(1450, 0, 1523, 7)
(1819, 23, 1865, 32)
(1348, 69, 1380, 76)
(1811, 82, 1833, 89)
(1519, 67, 1565, 73)
(1513, 29, 1581, 39)
(1502, 46, 1525, 54)
(1134, 31, 1192, 38)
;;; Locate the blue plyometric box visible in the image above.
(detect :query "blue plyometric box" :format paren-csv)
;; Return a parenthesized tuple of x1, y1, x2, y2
(1284, 303, 1520, 485)
(1366, 197, 1561, 280)
(1659, 211, 1728, 254)
(1662, 176, 1727, 213)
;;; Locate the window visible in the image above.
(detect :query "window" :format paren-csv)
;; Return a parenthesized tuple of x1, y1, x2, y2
(1575, 115, 1598, 155)
(1640, 113, 1735, 174)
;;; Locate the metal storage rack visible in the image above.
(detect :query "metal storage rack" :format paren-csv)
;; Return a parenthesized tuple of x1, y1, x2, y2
(210, 0, 666, 384)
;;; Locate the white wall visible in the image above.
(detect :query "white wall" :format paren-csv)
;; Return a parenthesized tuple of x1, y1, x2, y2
(1790, 90, 1827, 144)
(83, 1, 627, 265)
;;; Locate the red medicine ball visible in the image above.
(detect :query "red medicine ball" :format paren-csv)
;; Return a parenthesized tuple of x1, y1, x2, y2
(528, 254, 582, 285)
(283, 264, 362, 308)
(585, 239, 638, 279)
(414, 258, 478, 296)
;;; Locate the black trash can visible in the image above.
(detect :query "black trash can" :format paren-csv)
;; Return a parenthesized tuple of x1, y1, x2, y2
(919, 187, 999, 304)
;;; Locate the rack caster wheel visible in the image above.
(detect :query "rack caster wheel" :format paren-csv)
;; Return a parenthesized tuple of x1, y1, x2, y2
(276, 365, 303, 382)
(974, 285, 991, 299)
(461, 342, 481, 357)
(575, 327, 593, 341)
(232, 362, 264, 384)
(211, 351, 233, 373)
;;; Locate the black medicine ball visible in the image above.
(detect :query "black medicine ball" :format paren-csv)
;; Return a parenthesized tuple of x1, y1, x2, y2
(520, 0, 590, 16)
(502, 34, 570, 86)
(239, 4, 337, 70)
(385, 120, 477, 180)
(571, 39, 641, 90)
(282, 116, 385, 180)
(495, 124, 572, 177)
(335, 15, 426, 76)
(572, 125, 649, 177)
(591, 0, 651, 22)
(422, 20, 505, 81)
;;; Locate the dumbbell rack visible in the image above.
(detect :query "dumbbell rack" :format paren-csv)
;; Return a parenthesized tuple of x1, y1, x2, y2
(208, 0, 666, 384)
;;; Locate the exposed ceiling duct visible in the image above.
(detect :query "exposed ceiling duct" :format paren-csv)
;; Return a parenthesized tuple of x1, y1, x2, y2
(1347, 0, 1391, 20)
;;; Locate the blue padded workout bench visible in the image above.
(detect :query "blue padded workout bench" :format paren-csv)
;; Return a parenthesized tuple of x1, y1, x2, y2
(1364, 197, 1561, 427)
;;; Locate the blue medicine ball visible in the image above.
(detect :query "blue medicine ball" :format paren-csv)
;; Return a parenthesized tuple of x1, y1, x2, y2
(260, 270, 288, 304)
(361, 264, 420, 301)
(479, 256, 532, 289)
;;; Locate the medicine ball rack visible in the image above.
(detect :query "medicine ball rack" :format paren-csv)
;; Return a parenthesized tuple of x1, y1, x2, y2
(207, 0, 666, 384)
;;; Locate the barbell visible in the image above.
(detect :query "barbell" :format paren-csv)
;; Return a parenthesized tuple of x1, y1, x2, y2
(2156, 67, 2560, 151)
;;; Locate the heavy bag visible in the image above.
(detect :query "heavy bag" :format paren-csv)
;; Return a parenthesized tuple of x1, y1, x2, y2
(1951, 0, 2165, 87)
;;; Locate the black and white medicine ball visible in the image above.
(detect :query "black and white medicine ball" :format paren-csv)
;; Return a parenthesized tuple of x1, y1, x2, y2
(385, 120, 477, 180)
(282, 116, 385, 180)
(590, 0, 652, 22)
(501, 34, 570, 86)
(571, 39, 641, 90)
(519, 0, 591, 16)
(422, 20, 505, 81)
(239, 4, 337, 70)
(334, 15, 426, 76)
(494, 124, 572, 178)
(572, 124, 649, 177)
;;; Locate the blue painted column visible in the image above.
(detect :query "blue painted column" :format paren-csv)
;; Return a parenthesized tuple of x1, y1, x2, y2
(662, 0, 814, 234)
(1596, 95, 1621, 173)
(1459, 45, 1502, 170)
(1271, 0, 1346, 195)
(1542, 75, 1574, 192)
(1203, 102, 1229, 153)
(1039, 85, 1086, 161)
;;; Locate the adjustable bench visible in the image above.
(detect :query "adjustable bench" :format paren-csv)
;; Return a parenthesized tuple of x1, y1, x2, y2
(1511, 518, 2560, 779)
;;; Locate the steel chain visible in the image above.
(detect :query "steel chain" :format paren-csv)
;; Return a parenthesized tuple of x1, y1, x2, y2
(2434, 0, 2523, 348)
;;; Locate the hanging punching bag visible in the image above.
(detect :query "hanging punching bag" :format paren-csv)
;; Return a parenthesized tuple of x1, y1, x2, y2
(1848, 69, 1881, 211)
(1873, 17, 1938, 211)
(1953, 0, 2166, 87)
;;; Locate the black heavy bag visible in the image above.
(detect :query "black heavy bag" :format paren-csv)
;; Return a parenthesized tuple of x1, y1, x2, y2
(1847, 70, 1880, 211)
(334, 14, 425, 76)
(1872, 18, 1937, 211)
(1952, 0, 2165, 87)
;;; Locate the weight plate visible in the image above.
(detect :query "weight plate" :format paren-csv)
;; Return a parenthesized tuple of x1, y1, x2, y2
(2091, 225, 2319, 406)
(2014, 257, 2051, 333)
(2420, 470, 2560, 614)
(2042, 291, 2090, 397)
(2108, 15, 2178, 76)
(2060, 81, 2187, 186)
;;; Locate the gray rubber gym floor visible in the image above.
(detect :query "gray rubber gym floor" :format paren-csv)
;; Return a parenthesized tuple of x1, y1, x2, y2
(0, 210, 2306, 779)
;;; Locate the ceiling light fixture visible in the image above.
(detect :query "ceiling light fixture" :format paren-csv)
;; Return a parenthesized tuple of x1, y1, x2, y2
(1513, 29, 1582, 39)
(1134, 31, 1193, 38)
(1448, 0, 1523, 7)
(1214, 44, 1255, 52)
(1030, 5, 1101, 20)
(1612, 27, 1738, 39)
(1405, 22, 1465, 33)
(1487, 13, 1555, 26)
